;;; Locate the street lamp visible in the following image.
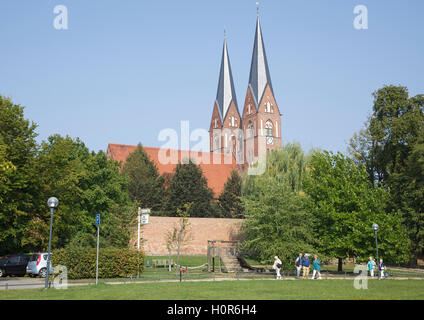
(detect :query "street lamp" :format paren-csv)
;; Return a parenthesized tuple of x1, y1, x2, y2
(372, 223, 380, 279)
(45, 197, 59, 289)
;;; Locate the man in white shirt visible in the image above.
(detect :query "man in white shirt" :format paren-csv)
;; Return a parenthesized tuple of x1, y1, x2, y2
(295, 253, 303, 278)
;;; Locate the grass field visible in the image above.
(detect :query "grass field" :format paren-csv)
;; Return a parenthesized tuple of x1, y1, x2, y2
(1, 279, 423, 300)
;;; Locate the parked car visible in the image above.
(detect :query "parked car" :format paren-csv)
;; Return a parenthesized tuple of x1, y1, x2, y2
(27, 253, 53, 278)
(0, 254, 31, 277)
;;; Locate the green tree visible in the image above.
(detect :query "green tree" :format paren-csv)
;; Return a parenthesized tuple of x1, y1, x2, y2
(348, 85, 424, 260)
(162, 159, 214, 217)
(0, 96, 39, 255)
(400, 133, 424, 259)
(217, 170, 243, 218)
(31, 135, 133, 250)
(241, 144, 316, 269)
(122, 144, 165, 214)
(164, 203, 193, 268)
(304, 151, 411, 270)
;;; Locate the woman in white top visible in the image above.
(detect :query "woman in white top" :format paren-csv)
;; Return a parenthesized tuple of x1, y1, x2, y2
(272, 256, 282, 280)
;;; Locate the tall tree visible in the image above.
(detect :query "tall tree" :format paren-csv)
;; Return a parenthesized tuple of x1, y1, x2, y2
(348, 85, 424, 260)
(31, 134, 133, 250)
(241, 144, 316, 268)
(162, 160, 214, 217)
(217, 170, 243, 218)
(304, 151, 411, 270)
(400, 132, 424, 259)
(122, 144, 164, 214)
(0, 96, 39, 255)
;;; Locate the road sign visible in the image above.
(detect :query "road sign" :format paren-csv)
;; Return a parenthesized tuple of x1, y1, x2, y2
(141, 208, 150, 214)
(96, 214, 100, 226)
(141, 213, 149, 225)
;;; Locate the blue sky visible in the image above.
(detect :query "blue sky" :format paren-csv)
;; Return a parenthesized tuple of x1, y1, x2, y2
(1, 0, 423, 154)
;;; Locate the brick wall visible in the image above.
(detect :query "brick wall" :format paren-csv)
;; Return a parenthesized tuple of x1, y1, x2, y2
(130, 216, 244, 256)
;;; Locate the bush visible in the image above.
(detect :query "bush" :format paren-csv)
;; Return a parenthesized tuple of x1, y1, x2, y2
(52, 247, 144, 279)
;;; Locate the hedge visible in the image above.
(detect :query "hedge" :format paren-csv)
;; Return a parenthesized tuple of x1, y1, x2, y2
(51, 248, 144, 279)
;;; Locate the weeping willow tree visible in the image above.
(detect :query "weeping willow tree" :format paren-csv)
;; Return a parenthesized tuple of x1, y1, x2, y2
(240, 143, 317, 269)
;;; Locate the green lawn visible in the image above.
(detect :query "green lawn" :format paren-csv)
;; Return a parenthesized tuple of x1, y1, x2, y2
(1, 279, 423, 300)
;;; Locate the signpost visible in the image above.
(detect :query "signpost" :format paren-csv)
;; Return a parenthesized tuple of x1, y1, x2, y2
(95, 214, 100, 285)
(137, 208, 150, 278)
(137, 208, 150, 250)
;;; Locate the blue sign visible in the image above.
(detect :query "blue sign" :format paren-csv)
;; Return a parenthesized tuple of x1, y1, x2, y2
(95, 214, 101, 226)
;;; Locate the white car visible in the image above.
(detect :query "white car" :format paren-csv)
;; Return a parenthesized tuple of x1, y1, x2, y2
(27, 253, 54, 278)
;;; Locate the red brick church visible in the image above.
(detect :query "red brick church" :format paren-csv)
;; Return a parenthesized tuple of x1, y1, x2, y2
(107, 15, 282, 197)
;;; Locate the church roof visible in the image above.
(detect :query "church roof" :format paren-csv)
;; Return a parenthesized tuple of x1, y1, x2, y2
(215, 38, 238, 120)
(248, 17, 274, 108)
(106, 143, 239, 196)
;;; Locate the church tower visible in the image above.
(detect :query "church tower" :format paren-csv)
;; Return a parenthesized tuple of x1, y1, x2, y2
(242, 15, 282, 167)
(209, 36, 243, 162)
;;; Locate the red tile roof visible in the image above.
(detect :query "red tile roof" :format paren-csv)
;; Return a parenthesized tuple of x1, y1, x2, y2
(106, 143, 240, 196)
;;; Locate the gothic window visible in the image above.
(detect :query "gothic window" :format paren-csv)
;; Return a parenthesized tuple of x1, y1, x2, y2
(229, 116, 237, 127)
(248, 104, 251, 115)
(214, 118, 218, 128)
(214, 135, 220, 150)
(247, 121, 254, 138)
(265, 120, 273, 136)
(265, 101, 273, 113)
(265, 120, 274, 145)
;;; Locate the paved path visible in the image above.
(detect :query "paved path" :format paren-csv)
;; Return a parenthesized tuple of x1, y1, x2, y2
(0, 277, 46, 290)
(1, 274, 423, 291)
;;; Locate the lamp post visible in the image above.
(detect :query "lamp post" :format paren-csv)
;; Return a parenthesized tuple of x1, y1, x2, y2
(45, 197, 59, 289)
(372, 223, 380, 279)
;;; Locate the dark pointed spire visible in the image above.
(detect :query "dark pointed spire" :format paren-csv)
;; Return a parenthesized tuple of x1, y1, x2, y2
(248, 16, 273, 107)
(215, 37, 238, 120)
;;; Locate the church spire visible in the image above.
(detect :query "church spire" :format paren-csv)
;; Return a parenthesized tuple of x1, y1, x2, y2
(248, 16, 273, 108)
(215, 36, 238, 120)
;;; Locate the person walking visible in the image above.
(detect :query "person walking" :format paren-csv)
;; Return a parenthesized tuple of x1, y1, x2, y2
(295, 253, 303, 278)
(378, 258, 386, 280)
(367, 257, 376, 277)
(311, 255, 322, 280)
(272, 256, 282, 280)
(301, 254, 310, 279)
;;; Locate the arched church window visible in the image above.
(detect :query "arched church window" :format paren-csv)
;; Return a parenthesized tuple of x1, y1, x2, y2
(265, 101, 271, 113)
(265, 120, 274, 145)
(214, 135, 220, 150)
(265, 120, 273, 136)
(248, 121, 254, 138)
(229, 116, 237, 127)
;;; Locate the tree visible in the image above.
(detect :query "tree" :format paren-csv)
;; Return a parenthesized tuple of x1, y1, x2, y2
(348, 85, 424, 261)
(241, 144, 316, 269)
(162, 159, 214, 217)
(400, 132, 424, 259)
(122, 144, 165, 214)
(304, 151, 411, 270)
(217, 170, 243, 218)
(31, 134, 133, 250)
(0, 96, 39, 255)
(164, 203, 192, 269)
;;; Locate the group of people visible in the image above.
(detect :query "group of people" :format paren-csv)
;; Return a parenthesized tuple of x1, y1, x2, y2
(367, 256, 387, 279)
(273, 253, 322, 280)
(272, 254, 388, 280)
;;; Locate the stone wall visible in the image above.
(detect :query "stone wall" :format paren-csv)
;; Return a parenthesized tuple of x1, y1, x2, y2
(130, 216, 244, 256)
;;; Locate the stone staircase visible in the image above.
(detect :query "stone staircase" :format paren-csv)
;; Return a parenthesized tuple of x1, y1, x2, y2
(219, 250, 243, 273)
